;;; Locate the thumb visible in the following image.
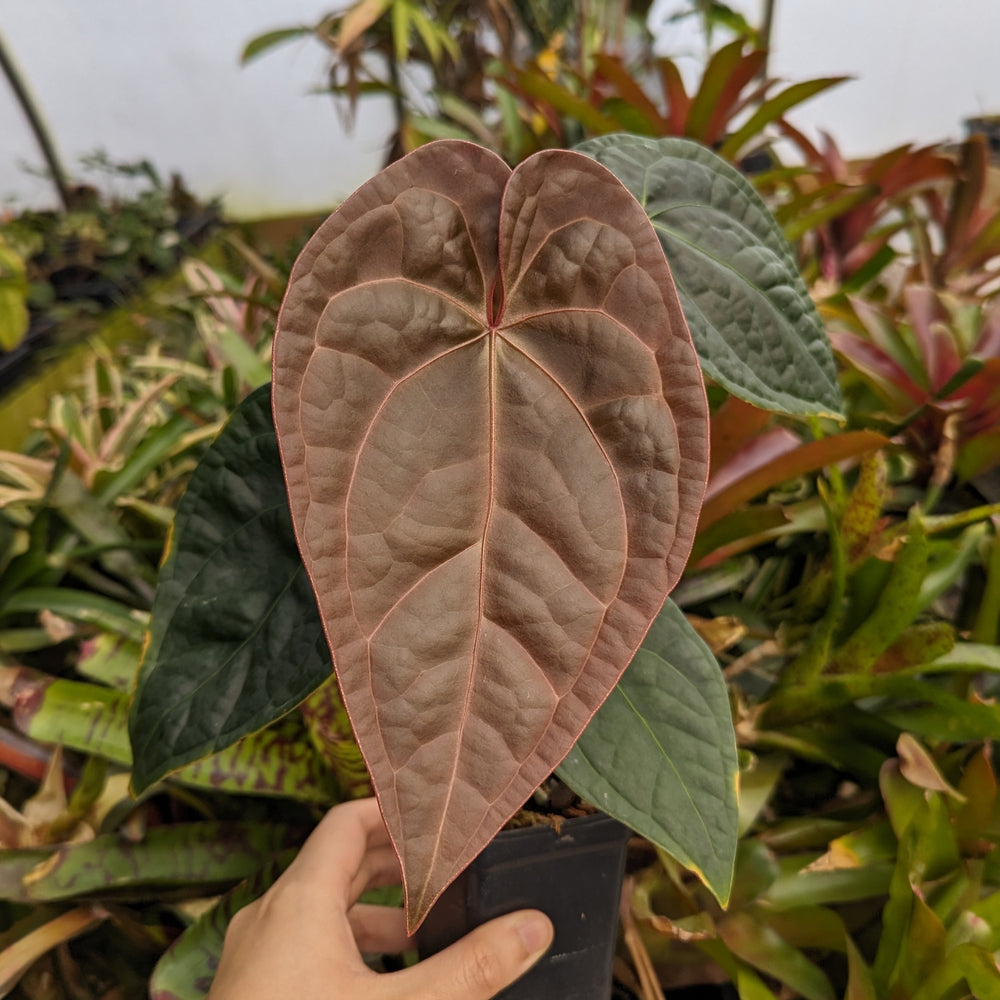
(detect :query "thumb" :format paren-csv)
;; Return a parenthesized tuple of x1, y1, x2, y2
(391, 910, 553, 1000)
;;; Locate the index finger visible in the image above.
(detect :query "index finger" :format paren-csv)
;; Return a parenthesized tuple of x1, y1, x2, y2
(284, 796, 401, 905)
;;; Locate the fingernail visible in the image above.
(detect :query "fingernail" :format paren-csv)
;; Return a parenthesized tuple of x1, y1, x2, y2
(515, 912, 553, 958)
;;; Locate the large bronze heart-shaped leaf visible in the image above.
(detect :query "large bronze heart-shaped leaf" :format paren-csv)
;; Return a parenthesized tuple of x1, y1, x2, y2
(272, 139, 709, 930)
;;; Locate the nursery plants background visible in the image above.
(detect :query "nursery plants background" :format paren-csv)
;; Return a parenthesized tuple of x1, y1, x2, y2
(2, 3, 1000, 999)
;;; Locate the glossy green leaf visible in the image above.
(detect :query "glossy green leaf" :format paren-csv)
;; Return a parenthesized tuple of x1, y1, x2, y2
(576, 134, 843, 417)
(730, 840, 781, 910)
(684, 40, 762, 144)
(766, 671, 1000, 739)
(886, 877, 948, 997)
(672, 555, 758, 608)
(781, 186, 878, 243)
(558, 599, 738, 904)
(872, 831, 917, 991)
(919, 524, 989, 612)
(689, 505, 788, 566)
(825, 821, 897, 867)
(509, 67, 621, 134)
(759, 817, 864, 852)
(954, 747, 997, 847)
(93, 412, 196, 505)
(973, 526, 1000, 644)
(755, 905, 847, 953)
(129, 384, 331, 793)
(882, 760, 959, 879)
(0, 628, 52, 653)
(969, 892, 1000, 951)
(38, 461, 153, 588)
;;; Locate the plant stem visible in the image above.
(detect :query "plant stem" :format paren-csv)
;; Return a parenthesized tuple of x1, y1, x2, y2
(759, 0, 777, 75)
(0, 28, 72, 211)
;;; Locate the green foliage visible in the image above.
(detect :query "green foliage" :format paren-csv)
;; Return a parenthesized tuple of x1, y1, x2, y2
(0, 235, 29, 352)
(130, 136, 840, 926)
(5, 13, 1000, 996)
(828, 286, 1000, 483)
(499, 37, 844, 167)
(758, 130, 956, 290)
(241, 0, 567, 162)
(129, 385, 331, 791)
(1, 158, 215, 326)
(148, 853, 295, 1000)
(241, 3, 841, 168)
(577, 135, 842, 417)
(559, 599, 738, 904)
(0, 243, 331, 998)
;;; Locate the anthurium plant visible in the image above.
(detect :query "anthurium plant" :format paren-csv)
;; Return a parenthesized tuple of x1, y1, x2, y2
(128, 135, 841, 933)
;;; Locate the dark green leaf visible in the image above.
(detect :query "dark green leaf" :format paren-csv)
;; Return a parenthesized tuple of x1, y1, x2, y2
(129, 385, 331, 792)
(576, 135, 843, 417)
(558, 599, 738, 904)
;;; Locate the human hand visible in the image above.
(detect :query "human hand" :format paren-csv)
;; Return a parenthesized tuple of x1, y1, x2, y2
(208, 797, 554, 1000)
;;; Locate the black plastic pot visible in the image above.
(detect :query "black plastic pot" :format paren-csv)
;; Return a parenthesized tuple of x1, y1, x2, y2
(417, 812, 631, 1000)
